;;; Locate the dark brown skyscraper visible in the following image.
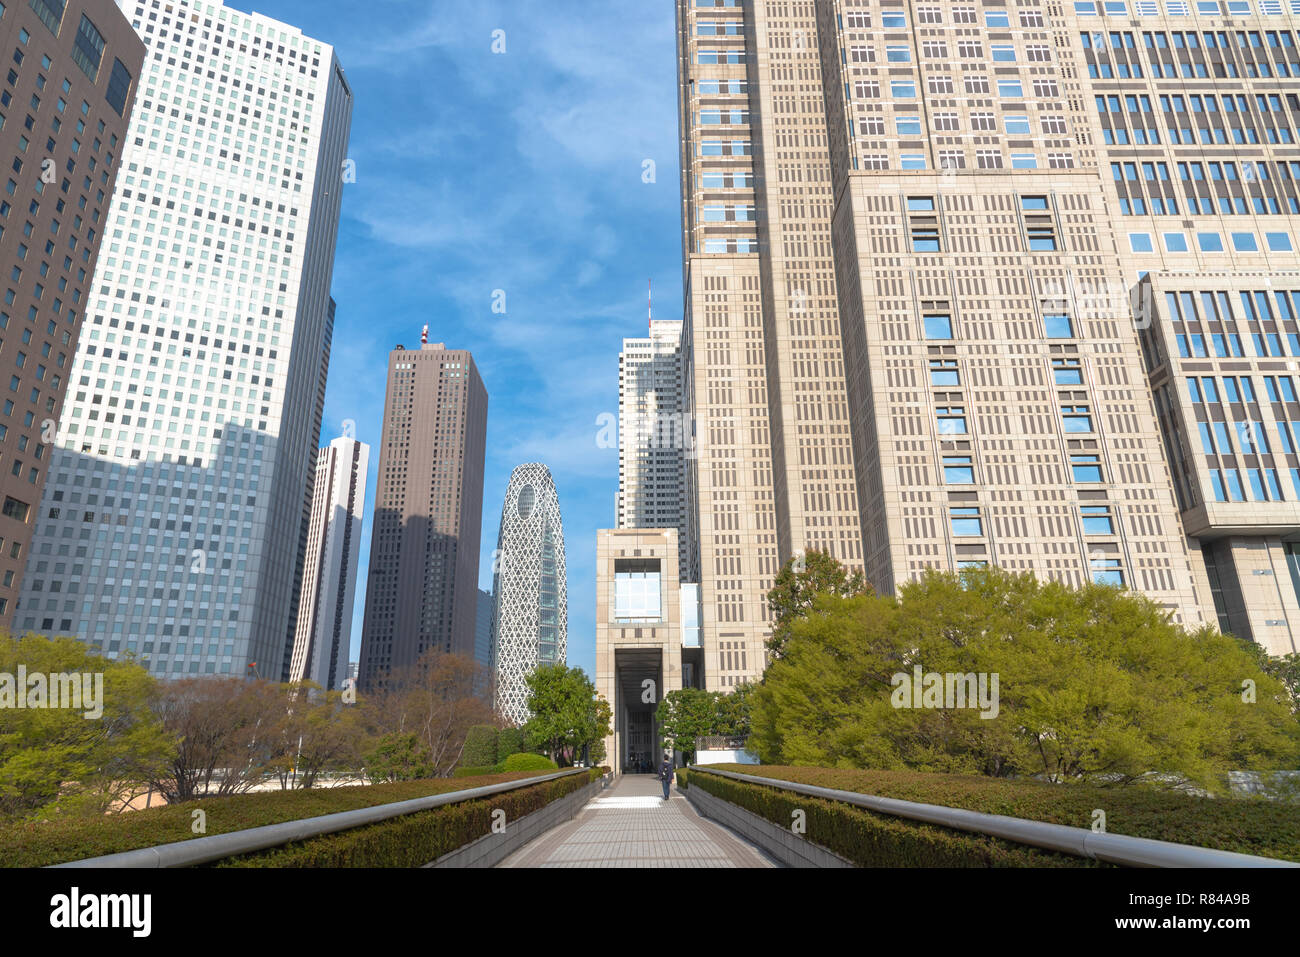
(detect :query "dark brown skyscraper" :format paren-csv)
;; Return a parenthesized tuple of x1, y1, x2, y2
(359, 341, 488, 688)
(0, 0, 143, 626)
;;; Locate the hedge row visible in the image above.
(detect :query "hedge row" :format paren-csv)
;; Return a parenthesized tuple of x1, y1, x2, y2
(682, 769, 1093, 867)
(453, 753, 559, 777)
(215, 768, 604, 867)
(710, 766, 1300, 863)
(2, 771, 557, 868)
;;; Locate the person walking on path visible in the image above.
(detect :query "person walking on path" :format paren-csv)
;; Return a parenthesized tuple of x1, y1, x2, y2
(658, 752, 674, 801)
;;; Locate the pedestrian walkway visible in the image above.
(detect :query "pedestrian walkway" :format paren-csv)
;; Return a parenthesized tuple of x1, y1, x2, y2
(497, 773, 777, 868)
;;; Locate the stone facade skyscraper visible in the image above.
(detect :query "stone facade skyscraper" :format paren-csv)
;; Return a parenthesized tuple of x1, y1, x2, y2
(0, 0, 144, 626)
(17, 0, 352, 679)
(492, 463, 567, 725)
(669, 0, 1293, 694)
(358, 341, 488, 688)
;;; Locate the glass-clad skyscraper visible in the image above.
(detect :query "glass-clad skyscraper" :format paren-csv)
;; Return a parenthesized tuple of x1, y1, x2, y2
(17, 0, 353, 678)
(492, 463, 567, 725)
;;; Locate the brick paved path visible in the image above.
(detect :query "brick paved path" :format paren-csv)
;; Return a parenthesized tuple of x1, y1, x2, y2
(497, 773, 777, 868)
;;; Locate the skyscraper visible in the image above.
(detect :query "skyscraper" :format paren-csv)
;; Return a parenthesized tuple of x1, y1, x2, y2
(288, 435, 368, 691)
(16, 0, 353, 680)
(617, 319, 692, 579)
(475, 586, 493, 672)
(358, 341, 488, 688)
(669, 0, 1271, 693)
(0, 0, 144, 627)
(492, 463, 567, 725)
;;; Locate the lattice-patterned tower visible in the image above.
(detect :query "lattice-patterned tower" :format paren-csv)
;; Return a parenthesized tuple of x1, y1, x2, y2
(492, 464, 568, 725)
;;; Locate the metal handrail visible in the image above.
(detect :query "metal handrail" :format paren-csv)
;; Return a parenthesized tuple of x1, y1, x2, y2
(688, 766, 1299, 868)
(51, 768, 591, 869)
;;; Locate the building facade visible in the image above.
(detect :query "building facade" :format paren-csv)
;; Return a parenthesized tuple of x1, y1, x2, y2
(665, 0, 1300, 697)
(617, 318, 691, 578)
(0, 0, 144, 627)
(595, 528, 697, 773)
(358, 341, 488, 688)
(16, 0, 352, 680)
(492, 462, 567, 725)
(475, 586, 493, 672)
(677, 0, 869, 694)
(288, 434, 367, 690)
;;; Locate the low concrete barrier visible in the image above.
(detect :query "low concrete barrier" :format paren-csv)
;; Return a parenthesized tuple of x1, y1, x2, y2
(426, 772, 610, 868)
(686, 784, 849, 868)
(687, 766, 1300, 869)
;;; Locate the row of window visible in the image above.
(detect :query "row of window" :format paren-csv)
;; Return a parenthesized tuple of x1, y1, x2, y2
(943, 454, 1108, 484)
(1131, 230, 1293, 253)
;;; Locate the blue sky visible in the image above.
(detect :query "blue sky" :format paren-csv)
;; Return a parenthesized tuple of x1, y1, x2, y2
(260, 0, 684, 677)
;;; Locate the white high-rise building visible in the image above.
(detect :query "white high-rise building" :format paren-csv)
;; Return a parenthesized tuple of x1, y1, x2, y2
(16, 0, 353, 679)
(289, 436, 368, 691)
(617, 319, 690, 579)
(493, 464, 568, 725)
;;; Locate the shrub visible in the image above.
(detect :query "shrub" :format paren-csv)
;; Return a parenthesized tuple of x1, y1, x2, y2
(1, 771, 553, 868)
(500, 753, 558, 772)
(683, 769, 1091, 867)
(452, 767, 498, 779)
(496, 728, 526, 760)
(461, 726, 499, 769)
(218, 769, 602, 867)
(694, 766, 1300, 863)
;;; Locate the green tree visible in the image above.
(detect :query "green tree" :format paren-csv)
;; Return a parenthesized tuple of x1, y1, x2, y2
(522, 665, 612, 767)
(461, 725, 500, 768)
(766, 549, 871, 658)
(0, 634, 175, 819)
(657, 688, 720, 762)
(750, 567, 1300, 793)
(362, 732, 435, 783)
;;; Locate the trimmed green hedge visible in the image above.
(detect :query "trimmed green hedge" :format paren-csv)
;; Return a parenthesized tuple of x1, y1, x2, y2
(500, 753, 558, 772)
(453, 766, 499, 779)
(497, 728, 526, 760)
(216, 768, 602, 867)
(462, 726, 500, 768)
(709, 766, 1300, 863)
(682, 769, 1091, 867)
(1, 771, 557, 868)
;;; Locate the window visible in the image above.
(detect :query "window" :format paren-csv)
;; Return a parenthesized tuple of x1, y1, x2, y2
(1021, 196, 1049, 211)
(1053, 359, 1083, 385)
(944, 456, 975, 484)
(900, 153, 927, 170)
(1267, 232, 1293, 251)
(70, 14, 104, 81)
(1129, 233, 1154, 252)
(1045, 313, 1074, 338)
(1081, 506, 1115, 535)
(1231, 232, 1258, 252)
(985, 9, 1011, 25)
(105, 58, 132, 116)
(1163, 232, 1189, 252)
(951, 507, 983, 537)
(29, 0, 64, 35)
(0, 495, 28, 521)
(936, 405, 968, 434)
(896, 116, 922, 136)
(924, 313, 953, 339)
(1012, 154, 1038, 169)
(887, 45, 911, 63)
(991, 44, 1017, 62)
(882, 11, 907, 27)
(891, 80, 917, 99)
(1062, 405, 1094, 432)
(1072, 455, 1104, 482)
(997, 79, 1024, 97)
(911, 223, 940, 249)
(1197, 232, 1224, 252)
(930, 359, 960, 386)
(614, 559, 662, 622)
(1092, 558, 1125, 587)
